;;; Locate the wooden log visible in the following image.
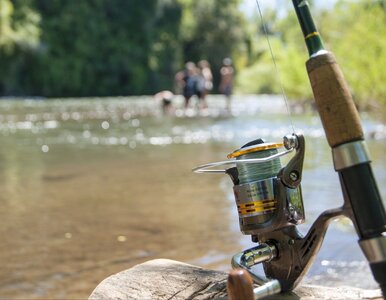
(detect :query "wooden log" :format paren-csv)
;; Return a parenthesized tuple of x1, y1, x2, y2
(89, 259, 382, 300)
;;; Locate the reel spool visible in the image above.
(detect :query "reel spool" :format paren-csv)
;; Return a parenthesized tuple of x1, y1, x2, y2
(229, 139, 290, 234)
(193, 134, 306, 236)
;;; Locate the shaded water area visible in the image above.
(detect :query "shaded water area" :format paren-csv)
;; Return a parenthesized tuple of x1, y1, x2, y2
(0, 95, 385, 298)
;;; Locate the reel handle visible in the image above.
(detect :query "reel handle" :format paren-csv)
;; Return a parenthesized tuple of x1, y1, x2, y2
(232, 207, 344, 293)
(231, 249, 282, 299)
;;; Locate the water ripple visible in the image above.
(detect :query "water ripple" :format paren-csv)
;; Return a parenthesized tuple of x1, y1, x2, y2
(0, 96, 384, 148)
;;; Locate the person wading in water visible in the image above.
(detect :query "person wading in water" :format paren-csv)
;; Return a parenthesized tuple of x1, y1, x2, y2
(175, 62, 199, 110)
(219, 57, 234, 113)
(196, 60, 213, 110)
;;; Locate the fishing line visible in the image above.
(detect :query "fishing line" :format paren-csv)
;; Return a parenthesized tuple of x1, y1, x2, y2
(226, 140, 284, 208)
(236, 148, 282, 184)
(255, 0, 295, 133)
(228, 140, 284, 223)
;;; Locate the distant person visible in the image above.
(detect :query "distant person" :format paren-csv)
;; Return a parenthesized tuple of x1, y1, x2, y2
(219, 57, 234, 112)
(154, 90, 174, 115)
(175, 62, 199, 109)
(196, 60, 213, 109)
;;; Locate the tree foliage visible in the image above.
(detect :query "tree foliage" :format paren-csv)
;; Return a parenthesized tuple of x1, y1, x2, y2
(0, 0, 40, 95)
(236, 0, 386, 109)
(321, 0, 386, 108)
(34, 0, 159, 97)
(0, 0, 246, 97)
(149, 0, 183, 92)
(178, 0, 247, 87)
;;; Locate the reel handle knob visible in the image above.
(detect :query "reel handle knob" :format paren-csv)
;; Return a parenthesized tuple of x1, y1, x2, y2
(227, 269, 254, 300)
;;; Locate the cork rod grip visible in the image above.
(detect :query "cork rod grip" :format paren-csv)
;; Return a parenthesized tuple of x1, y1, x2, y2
(306, 52, 363, 147)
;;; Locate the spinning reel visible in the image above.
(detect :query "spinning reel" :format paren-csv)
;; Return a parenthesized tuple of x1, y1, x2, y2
(193, 134, 345, 298)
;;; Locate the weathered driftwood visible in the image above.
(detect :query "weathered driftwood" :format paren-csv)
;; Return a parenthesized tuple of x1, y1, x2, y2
(89, 259, 382, 300)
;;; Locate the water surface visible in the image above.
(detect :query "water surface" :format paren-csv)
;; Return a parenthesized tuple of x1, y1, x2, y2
(0, 95, 385, 298)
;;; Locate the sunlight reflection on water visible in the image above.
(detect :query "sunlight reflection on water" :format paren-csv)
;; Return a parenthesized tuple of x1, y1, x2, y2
(1, 96, 385, 149)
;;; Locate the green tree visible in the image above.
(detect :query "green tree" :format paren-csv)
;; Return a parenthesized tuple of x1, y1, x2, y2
(235, 6, 311, 100)
(0, 0, 250, 97)
(0, 0, 40, 95)
(178, 0, 247, 90)
(33, 0, 158, 97)
(235, 0, 386, 111)
(148, 0, 183, 92)
(320, 0, 386, 109)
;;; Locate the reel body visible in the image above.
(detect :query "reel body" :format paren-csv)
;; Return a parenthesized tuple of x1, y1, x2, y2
(218, 134, 306, 237)
(193, 133, 345, 298)
(228, 162, 305, 235)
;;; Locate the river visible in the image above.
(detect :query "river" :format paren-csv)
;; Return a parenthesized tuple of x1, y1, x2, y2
(0, 95, 385, 298)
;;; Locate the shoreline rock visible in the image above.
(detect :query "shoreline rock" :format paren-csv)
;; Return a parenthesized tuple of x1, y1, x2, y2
(89, 259, 382, 300)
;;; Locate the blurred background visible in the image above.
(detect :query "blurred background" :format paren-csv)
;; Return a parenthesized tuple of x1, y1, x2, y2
(1, 0, 385, 110)
(0, 0, 385, 298)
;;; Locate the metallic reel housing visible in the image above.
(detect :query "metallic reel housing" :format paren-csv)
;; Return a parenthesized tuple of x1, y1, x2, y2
(226, 134, 305, 236)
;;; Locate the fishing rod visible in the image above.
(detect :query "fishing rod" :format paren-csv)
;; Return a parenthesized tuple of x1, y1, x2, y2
(293, 0, 386, 296)
(193, 1, 386, 299)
